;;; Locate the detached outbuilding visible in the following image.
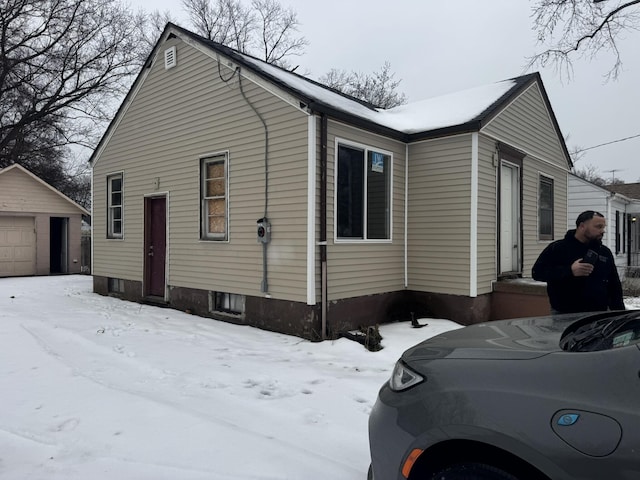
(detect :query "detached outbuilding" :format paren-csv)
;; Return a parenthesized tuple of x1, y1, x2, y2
(0, 163, 89, 277)
(90, 23, 572, 339)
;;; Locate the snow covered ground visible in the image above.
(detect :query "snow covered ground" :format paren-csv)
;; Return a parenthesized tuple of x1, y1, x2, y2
(0, 275, 460, 480)
(1, 275, 638, 480)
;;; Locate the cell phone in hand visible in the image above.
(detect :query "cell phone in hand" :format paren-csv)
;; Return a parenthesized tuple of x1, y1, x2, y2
(582, 249, 598, 266)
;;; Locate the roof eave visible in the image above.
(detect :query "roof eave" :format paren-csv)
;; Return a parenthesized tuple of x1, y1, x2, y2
(408, 121, 482, 143)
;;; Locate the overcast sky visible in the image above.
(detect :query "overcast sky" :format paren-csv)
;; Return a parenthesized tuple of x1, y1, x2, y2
(133, 0, 640, 183)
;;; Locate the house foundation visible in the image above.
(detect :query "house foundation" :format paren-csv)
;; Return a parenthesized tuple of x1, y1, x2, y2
(93, 276, 552, 340)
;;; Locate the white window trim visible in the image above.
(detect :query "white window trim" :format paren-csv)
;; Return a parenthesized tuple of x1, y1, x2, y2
(107, 172, 124, 239)
(200, 152, 229, 241)
(333, 137, 393, 243)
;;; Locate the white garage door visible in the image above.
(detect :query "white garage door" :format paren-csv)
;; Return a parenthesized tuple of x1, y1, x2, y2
(0, 217, 36, 277)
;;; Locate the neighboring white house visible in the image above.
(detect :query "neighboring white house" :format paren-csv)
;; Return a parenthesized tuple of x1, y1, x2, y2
(568, 173, 640, 276)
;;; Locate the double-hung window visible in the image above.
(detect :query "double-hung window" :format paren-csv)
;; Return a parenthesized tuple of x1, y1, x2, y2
(336, 141, 391, 240)
(538, 175, 554, 241)
(201, 154, 228, 240)
(107, 173, 123, 239)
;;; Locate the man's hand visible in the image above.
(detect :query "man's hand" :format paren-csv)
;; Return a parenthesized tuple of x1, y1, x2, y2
(571, 259, 594, 277)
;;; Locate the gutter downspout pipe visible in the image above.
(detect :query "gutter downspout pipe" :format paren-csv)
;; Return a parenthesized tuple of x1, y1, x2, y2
(320, 114, 328, 339)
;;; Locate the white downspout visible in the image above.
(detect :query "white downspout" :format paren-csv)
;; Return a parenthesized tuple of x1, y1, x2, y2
(404, 143, 409, 288)
(307, 114, 317, 305)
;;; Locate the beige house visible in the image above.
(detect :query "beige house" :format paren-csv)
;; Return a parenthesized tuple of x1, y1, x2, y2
(90, 23, 572, 339)
(0, 164, 89, 277)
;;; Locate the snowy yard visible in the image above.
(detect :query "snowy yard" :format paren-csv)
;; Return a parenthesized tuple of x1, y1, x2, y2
(2, 275, 638, 479)
(0, 275, 460, 480)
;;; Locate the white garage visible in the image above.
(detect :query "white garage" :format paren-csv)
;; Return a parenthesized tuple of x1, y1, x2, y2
(0, 216, 37, 277)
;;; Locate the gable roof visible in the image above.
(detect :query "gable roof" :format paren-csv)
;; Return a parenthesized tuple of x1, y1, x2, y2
(605, 182, 640, 200)
(91, 22, 572, 167)
(0, 163, 90, 216)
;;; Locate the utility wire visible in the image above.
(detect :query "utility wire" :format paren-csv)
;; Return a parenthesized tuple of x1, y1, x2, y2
(574, 133, 640, 153)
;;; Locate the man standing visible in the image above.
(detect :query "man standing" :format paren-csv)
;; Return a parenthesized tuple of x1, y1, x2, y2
(532, 210, 625, 314)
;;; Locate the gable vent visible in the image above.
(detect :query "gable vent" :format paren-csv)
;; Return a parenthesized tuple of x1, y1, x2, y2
(164, 46, 177, 70)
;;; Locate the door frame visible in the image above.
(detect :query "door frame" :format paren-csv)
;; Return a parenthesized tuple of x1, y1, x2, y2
(143, 193, 168, 299)
(49, 216, 69, 274)
(497, 144, 524, 276)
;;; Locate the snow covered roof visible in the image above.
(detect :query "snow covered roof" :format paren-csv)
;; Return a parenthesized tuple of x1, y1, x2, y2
(170, 23, 539, 142)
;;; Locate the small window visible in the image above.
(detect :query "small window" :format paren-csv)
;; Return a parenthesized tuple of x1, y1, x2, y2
(538, 175, 554, 241)
(108, 277, 124, 293)
(615, 210, 621, 254)
(336, 142, 391, 240)
(201, 155, 228, 240)
(210, 292, 245, 315)
(107, 173, 123, 239)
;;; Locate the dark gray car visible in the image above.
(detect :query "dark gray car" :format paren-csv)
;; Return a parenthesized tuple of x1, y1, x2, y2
(368, 310, 640, 480)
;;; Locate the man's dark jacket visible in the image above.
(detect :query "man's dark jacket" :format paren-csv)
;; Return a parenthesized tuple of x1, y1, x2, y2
(532, 229, 625, 313)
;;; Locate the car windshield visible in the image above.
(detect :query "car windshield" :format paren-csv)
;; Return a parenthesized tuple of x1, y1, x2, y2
(560, 311, 640, 352)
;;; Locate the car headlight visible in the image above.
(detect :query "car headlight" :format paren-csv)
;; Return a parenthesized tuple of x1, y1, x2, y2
(389, 360, 424, 391)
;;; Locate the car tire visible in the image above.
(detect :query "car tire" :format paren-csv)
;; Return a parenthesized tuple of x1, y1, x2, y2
(429, 462, 519, 480)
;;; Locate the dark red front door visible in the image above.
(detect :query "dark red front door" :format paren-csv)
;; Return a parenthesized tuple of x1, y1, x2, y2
(144, 196, 166, 297)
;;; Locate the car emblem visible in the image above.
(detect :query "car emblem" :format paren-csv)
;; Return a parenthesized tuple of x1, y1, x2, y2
(557, 413, 580, 426)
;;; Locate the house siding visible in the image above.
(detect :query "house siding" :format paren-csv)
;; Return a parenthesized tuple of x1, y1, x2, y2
(90, 25, 577, 337)
(0, 168, 84, 215)
(522, 159, 568, 275)
(92, 37, 311, 302)
(407, 134, 473, 296)
(480, 82, 569, 278)
(482, 83, 567, 170)
(325, 120, 406, 301)
(477, 135, 499, 295)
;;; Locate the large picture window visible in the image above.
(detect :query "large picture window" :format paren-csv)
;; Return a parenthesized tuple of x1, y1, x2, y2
(336, 142, 391, 240)
(201, 154, 228, 240)
(107, 173, 123, 239)
(538, 175, 554, 241)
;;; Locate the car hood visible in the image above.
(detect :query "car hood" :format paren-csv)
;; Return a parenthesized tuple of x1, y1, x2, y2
(402, 314, 590, 361)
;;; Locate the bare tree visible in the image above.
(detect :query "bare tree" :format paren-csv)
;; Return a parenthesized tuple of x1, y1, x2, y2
(252, 0, 307, 68)
(141, 9, 177, 58)
(0, 0, 148, 158)
(0, 0, 148, 203)
(573, 164, 610, 186)
(319, 62, 408, 109)
(181, 0, 307, 68)
(529, 0, 640, 80)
